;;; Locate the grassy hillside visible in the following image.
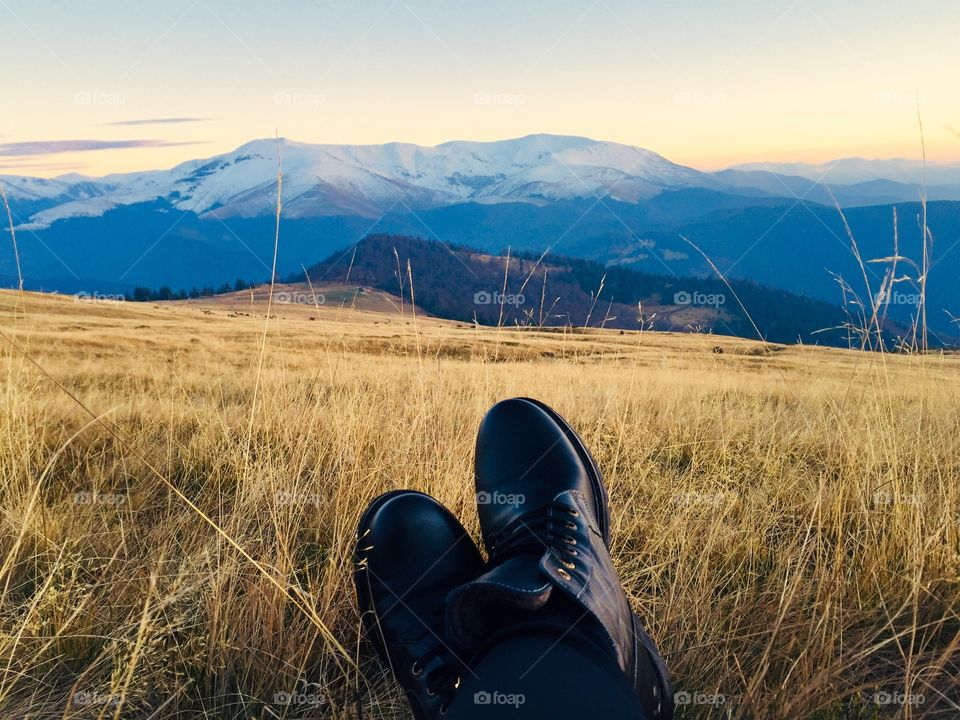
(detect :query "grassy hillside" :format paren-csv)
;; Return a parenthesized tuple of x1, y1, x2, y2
(1, 289, 959, 718)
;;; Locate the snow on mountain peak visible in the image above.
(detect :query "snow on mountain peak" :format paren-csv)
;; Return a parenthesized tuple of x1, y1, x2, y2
(5, 135, 714, 228)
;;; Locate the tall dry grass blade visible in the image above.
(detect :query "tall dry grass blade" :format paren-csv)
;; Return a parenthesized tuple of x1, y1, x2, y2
(826, 189, 883, 350)
(244, 133, 284, 461)
(406, 259, 423, 369)
(880, 206, 900, 333)
(917, 97, 930, 352)
(583, 274, 605, 329)
(497, 246, 511, 331)
(538, 267, 547, 329)
(680, 235, 765, 342)
(0, 183, 24, 318)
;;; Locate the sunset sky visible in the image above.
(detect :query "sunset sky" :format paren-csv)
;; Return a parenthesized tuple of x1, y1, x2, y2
(2, 0, 958, 177)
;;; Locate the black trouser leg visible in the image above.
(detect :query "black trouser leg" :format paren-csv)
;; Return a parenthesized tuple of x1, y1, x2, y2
(444, 628, 648, 719)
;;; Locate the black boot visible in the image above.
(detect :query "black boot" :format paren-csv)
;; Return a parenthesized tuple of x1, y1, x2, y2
(446, 398, 674, 720)
(355, 490, 484, 719)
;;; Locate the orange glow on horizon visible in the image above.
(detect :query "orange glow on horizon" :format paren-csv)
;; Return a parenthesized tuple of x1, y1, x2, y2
(3, 127, 959, 180)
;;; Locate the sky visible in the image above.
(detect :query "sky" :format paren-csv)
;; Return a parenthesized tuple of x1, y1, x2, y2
(1, 0, 958, 177)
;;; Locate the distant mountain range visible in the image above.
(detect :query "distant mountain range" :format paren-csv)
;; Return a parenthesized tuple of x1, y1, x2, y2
(730, 157, 960, 186)
(4, 135, 959, 230)
(4, 135, 709, 227)
(1, 134, 958, 340)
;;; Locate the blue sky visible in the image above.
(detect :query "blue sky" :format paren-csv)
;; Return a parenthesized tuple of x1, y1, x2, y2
(2, 0, 957, 176)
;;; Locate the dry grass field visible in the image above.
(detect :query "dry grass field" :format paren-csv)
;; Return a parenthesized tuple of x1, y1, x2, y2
(1, 287, 959, 718)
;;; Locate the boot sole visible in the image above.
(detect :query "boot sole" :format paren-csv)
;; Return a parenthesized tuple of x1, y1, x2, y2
(517, 397, 611, 547)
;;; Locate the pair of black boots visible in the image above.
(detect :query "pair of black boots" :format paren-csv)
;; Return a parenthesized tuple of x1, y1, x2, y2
(354, 398, 673, 719)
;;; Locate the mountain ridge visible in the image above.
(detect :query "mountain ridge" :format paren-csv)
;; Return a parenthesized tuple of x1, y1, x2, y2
(5, 134, 960, 232)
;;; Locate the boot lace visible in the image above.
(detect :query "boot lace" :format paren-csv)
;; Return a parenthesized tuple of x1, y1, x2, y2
(409, 616, 460, 714)
(487, 500, 581, 575)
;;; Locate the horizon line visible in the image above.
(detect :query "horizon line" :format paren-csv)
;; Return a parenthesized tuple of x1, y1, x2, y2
(1, 132, 958, 181)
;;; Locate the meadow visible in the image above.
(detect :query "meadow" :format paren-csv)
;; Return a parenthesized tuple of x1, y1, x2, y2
(1, 287, 959, 718)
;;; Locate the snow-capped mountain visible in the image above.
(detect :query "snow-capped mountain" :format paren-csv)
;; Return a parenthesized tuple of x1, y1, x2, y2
(5, 134, 960, 231)
(3, 135, 720, 229)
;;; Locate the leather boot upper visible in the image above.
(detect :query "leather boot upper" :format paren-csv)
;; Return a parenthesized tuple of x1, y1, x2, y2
(355, 490, 484, 719)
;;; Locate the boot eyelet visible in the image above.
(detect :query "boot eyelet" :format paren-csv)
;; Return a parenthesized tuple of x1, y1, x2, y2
(568, 509, 580, 517)
(426, 689, 436, 697)
(563, 536, 577, 545)
(564, 521, 577, 530)
(557, 567, 572, 580)
(566, 548, 578, 556)
(411, 661, 423, 678)
(562, 560, 575, 570)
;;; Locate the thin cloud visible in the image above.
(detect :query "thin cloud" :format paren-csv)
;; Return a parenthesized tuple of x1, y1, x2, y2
(0, 162, 92, 173)
(105, 117, 209, 126)
(0, 139, 208, 156)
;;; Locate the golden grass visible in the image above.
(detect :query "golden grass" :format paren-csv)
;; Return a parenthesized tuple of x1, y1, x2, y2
(1, 289, 959, 718)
